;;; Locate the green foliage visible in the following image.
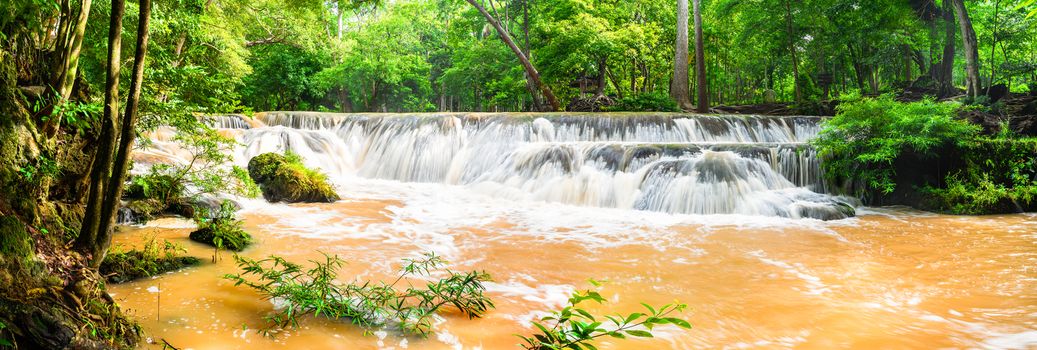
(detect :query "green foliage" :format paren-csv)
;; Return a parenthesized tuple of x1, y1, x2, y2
(34, 98, 102, 135)
(813, 95, 979, 194)
(517, 281, 691, 350)
(224, 252, 493, 337)
(605, 92, 681, 112)
(99, 236, 200, 283)
(191, 200, 252, 253)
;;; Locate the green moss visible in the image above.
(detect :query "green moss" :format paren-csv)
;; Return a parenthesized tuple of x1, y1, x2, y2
(247, 152, 339, 203)
(0, 216, 32, 263)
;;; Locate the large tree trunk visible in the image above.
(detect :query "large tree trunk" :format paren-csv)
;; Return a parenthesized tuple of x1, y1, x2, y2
(94, 0, 152, 268)
(75, 0, 125, 265)
(44, 0, 93, 138)
(937, 0, 956, 96)
(783, 0, 801, 102)
(465, 0, 560, 111)
(670, 0, 693, 110)
(693, 0, 708, 112)
(950, 0, 980, 97)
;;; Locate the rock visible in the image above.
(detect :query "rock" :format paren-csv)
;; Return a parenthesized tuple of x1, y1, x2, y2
(247, 153, 339, 203)
(566, 95, 616, 112)
(986, 83, 1008, 102)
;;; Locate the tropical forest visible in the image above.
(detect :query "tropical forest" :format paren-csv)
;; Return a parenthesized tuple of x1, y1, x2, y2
(0, 0, 1036, 348)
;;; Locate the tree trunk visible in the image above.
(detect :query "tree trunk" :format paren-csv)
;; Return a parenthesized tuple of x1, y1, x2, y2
(950, 0, 980, 97)
(55, 0, 92, 102)
(783, 0, 801, 102)
(595, 58, 607, 97)
(76, 0, 125, 264)
(986, 0, 1000, 94)
(466, 0, 560, 111)
(670, 0, 693, 110)
(937, 0, 956, 96)
(693, 0, 708, 112)
(93, 0, 151, 268)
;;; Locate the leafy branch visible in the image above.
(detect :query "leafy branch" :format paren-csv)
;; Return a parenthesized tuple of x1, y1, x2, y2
(517, 281, 692, 350)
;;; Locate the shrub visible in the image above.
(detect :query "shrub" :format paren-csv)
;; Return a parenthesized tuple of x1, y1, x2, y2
(224, 252, 493, 337)
(190, 200, 252, 255)
(813, 95, 979, 195)
(605, 92, 681, 112)
(99, 237, 200, 283)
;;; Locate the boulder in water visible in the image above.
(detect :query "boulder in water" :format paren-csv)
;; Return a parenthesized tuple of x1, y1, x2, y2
(247, 152, 339, 203)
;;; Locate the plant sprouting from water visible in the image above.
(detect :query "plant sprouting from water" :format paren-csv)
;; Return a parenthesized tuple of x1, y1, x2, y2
(517, 280, 692, 350)
(223, 252, 494, 337)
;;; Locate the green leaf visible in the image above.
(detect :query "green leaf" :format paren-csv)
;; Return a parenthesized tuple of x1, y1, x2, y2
(625, 330, 653, 338)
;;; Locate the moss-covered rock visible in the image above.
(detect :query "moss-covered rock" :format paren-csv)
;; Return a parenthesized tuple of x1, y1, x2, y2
(99, 250, 201, 284)
(189, 226, 252, 252)
(247, 152, 339, 203)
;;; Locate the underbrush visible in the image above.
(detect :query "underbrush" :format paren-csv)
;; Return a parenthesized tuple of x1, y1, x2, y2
(925, 136, 1037, 214)
(99, 237, 200, 283)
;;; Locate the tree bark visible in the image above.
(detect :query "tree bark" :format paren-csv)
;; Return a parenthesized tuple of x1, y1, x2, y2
(783, 0, 801, 102)
(937, 0, 956, 96)
(55, 0, 92, 102)
(950, 0, 980, 97)
(76, 0, 125, 264)
(466, 0, 560, 111)
(671, 0, 693, 110)
(93, 0, 152, 268)
(693, 0, 708, 112)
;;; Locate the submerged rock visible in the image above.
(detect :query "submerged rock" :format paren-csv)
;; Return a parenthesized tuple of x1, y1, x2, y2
(189, 226, 252, 251)
(247, 152, 339, 203)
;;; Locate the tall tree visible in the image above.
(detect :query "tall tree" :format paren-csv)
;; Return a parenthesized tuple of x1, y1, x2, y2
(465, 0, 561, 111)
(96, 0, 153, 268)
(950, 0, 980, 97)
(693, 0, 708, 112)
(782, 0, 801, 102)
(671, 0, 693, 110)
(76, 0, 126, 264)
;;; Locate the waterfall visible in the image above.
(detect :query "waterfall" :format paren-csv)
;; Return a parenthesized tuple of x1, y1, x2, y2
(210, 112, 854, 220)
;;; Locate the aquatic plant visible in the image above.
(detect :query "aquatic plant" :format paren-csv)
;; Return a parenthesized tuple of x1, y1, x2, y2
(224, 252, 493, 337)
(517, 281, 692, 350)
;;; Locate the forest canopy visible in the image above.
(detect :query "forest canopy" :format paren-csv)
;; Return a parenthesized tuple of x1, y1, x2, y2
(4, 0, 1037, 114)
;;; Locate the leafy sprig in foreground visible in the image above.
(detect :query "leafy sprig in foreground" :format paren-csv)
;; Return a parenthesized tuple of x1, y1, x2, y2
(518, 282, 691, 350)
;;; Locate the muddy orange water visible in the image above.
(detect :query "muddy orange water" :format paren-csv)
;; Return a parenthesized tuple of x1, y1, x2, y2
(109, 181, 1037, 349)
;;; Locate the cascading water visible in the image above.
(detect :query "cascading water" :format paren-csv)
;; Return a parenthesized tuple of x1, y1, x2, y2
(213, 112, 854, 220)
